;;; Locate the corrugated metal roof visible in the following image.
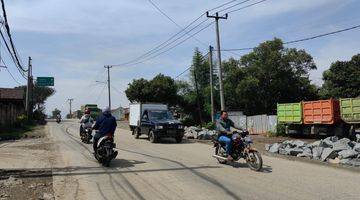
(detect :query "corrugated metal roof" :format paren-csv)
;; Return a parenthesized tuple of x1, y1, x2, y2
(0, 88, 24, 100)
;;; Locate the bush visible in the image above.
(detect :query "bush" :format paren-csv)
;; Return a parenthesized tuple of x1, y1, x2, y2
(267, 123, 286, 137)
(180, 115, 195, 126)
(14, 114, 28, 127)
(203, 122, 216, 130)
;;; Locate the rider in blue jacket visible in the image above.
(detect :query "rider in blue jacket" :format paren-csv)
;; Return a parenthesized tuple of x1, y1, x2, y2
(92, 107, 117, 153)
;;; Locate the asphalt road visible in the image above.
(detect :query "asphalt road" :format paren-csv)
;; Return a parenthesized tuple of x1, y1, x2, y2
(47, 121, 360, 200)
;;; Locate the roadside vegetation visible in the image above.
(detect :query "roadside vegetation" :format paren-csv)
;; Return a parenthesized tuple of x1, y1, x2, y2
(0, 86, 55, 140)
(125, 38, 360, 131)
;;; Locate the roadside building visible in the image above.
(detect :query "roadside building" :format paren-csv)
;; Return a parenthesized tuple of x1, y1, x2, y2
(0, 88, 25, 127)
(111, 106, 125, 120)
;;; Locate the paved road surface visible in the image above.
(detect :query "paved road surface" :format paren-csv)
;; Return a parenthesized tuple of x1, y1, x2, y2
(47, 121, 359, 200)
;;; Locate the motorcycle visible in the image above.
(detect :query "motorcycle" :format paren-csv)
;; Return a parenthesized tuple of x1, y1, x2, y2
(80, 126, 93, 144)
(212, 131, 263, 171)
(94, 133, 118, 167)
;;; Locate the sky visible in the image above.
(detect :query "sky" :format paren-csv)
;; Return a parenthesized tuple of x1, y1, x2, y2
(0, 0, 359, 116)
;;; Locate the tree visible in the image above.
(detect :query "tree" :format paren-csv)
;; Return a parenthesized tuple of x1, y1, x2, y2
(320, 54, 360, 98)
(125, 74, 179, 106)
(15, 85, 55, 122)
(125, 78, 150, 103)
(52, 108, 61, 119)
(223, 38, 318, 115)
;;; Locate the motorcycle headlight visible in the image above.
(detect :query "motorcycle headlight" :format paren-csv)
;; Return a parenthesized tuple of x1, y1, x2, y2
(155, 125, 163, 129)
(178, 125, 184, 129)
(244, 136, 253, 143)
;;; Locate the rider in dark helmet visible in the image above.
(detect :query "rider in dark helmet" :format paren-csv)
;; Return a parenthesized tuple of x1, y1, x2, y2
(92, 107, 117, 154)
(216, 110, 243, 161)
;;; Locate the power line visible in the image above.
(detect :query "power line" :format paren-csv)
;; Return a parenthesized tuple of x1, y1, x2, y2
(0, 29, 27, 79)
(147, 0, 208, 47)
(110, 85, 126, 95)
(227, 0, 268, 14)
(174, 66, 192, 79)
(95, 85, 107, 104)
(147, 0, 242, 59)
(217, 0, 252, 13)
(220, 24, 360, 51)
(1, 58, 21, 85)
(0, 0, 26, 72)
(111, 0, 250, 67)
(284, 24, 360, 44)
(121, 21, 215, 67)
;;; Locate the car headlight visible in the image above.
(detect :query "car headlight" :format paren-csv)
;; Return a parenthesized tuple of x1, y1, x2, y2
(178, 125, 184, 129)
(155, 125, 163, 129)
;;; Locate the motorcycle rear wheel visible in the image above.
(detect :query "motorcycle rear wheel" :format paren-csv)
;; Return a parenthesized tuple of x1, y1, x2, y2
(246, 151, 263, 171)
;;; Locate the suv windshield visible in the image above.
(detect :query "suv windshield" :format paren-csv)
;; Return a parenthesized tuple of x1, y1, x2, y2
(149, 110, 174, 121)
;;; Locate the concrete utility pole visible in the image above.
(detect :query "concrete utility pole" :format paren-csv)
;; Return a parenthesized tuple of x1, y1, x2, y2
(207, 12, 227, 111)
(104, 65, 112, 110)
(26, 57, 33, 120)
(209, 46, 215, 123)
(193, 64, 203, 124)
(67, 98, 74, 118)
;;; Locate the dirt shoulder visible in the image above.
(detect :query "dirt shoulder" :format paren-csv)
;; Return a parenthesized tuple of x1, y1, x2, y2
(0, 125, 55, 200)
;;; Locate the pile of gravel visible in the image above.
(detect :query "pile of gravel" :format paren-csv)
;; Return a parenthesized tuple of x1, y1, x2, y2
(184, 126, 217, 140)
(265, 134, 360, 167)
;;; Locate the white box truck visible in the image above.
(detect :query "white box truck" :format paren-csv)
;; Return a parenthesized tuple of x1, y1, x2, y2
(129, 103, 184, 143)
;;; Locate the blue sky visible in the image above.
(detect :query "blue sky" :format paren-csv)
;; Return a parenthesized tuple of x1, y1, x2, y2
(0, 0, 359, 115)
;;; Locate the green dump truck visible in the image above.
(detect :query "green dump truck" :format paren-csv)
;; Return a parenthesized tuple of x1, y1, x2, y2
(340, 98, 360, 136)
(80, 104, 101, 119)
(277, 103, 303, 134)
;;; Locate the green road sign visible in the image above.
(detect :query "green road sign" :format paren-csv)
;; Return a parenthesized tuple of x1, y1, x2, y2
(36, 77, 54, 86)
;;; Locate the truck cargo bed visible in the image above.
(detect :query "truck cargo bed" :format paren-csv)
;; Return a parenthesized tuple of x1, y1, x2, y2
(302, 99, 340, 125)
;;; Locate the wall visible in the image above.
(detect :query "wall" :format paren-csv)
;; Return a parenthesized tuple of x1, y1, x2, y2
(227, 111, 277, 135)
(0, 101, 25, 127)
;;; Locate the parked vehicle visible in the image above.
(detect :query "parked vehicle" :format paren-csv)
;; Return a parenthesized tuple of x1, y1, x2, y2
(340, 98, 360, 137)
(212, 130, 263, 171)
(302, 99, 343, 136)
(277, 99, 352, 136)
(129, 103, 185, 143)
(277, 102, 302, 134)
(94, 133, 118, 167)
(80, 127, 92, 144)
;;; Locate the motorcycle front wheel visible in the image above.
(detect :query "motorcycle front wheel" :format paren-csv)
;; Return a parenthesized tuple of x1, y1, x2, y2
(215, 145, 227, 164)
(246, 151, 263, 171)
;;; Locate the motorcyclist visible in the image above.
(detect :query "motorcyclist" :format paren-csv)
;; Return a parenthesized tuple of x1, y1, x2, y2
(56, 113, 61, 122)
(216, 110, 243, 161)
(92, 107, 117, 155)
(79, 109, 94, 134)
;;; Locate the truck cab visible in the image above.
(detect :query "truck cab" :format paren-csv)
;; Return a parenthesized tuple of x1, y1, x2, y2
(130, 103, 184, 143)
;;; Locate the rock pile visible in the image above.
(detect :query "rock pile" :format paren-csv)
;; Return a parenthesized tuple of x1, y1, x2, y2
(184, 126, 217, 140)
(265, 135, 360, 167)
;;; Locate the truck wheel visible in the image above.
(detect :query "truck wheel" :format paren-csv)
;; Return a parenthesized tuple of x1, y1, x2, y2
(133, 128, 140, 139)
(175, 136, 183, 143)
(149, 131, 158, 143)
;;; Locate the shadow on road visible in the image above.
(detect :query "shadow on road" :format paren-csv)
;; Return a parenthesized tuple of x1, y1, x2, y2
(119, 148, 243, 200)
(0, 164, 221, 180)
(136, 136, 196, 144)
(230, 162, 273, 173)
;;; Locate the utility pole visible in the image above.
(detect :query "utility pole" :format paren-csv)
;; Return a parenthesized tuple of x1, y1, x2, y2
(209, 46, 215, 123)
(26, 57, 33, 121)
(68, 98, 74, 118)
(193, 64, 203, 124)
(104, 65, 112, 110)
(207, 12, 227, 111)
